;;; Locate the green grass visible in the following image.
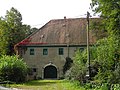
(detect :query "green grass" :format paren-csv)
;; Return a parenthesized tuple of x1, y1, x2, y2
(61, 80, 85, 90)
(10, 80, 85, 90)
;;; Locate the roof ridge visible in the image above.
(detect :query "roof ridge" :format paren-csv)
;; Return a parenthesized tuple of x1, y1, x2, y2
(50, 17, 86, 21)
(49, 17, 100, 22)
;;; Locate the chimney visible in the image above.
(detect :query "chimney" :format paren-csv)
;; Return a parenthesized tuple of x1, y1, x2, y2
(64, 16, 66, 20)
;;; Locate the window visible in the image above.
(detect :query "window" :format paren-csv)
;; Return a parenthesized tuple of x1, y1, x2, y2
(79, 48, 84, 52)
(33, 68, 37, 72)
(59, 48, 64, 55)
(43, 49, 48, 55)
(30, 49, 34, 55)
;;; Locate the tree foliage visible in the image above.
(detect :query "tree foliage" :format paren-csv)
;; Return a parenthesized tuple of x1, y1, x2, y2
(93, 35, 120, 84)
(63, 57, 73, 74)
(0, 7, 38, 55)
(90, 19, 108, 40)
(90, 0, 120, 84)
(91, 0, 120, 35)
(0, 55, 28, 83)
(65, 50, 87, 84)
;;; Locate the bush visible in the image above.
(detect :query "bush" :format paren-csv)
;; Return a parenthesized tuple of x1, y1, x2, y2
(65, 50, 87, 84)
(93, 36, 120, 84)
(63, 57, 73, 74)
(0, 55, 28, 83)
(111, 84, 120, 90)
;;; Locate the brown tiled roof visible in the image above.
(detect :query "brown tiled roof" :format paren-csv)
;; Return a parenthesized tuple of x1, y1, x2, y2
(16, 18, 99, 46)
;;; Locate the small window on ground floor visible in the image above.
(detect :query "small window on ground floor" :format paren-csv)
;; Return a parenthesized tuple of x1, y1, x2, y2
(33, 68, 37, 72)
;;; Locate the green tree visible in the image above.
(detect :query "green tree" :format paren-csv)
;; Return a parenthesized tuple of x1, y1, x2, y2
(90, 19, 108, 40)
(93, 35, 120, 83)
(90, 0, 120, 84)
(22, 25, 38, 36)
(91, 0, 120, 35)
(0, 7, 24, 55)
(0, 18, 9, 55)
(0, 7, 37, 55)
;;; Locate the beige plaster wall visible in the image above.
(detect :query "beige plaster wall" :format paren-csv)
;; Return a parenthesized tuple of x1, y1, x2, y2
(20, 46, 84, 79)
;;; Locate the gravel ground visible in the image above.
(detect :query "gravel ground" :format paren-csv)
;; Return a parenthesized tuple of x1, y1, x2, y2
(0, 86, 21, 90)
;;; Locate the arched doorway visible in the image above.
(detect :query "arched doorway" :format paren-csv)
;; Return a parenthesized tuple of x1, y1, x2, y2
(44, 65, 57, 79)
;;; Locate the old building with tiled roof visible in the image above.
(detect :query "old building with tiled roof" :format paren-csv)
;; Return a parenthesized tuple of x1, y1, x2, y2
(15, 17, 98, 79)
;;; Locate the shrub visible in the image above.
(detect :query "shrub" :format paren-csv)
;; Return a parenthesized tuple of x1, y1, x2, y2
(93, 35, 120, 84)
(63, 57, 73, 74)
(0, 55, 28, 83)
(65, 50, 87, 84)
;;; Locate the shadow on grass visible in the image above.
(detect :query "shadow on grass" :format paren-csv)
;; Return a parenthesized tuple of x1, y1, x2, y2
(24, 80, 63, 86)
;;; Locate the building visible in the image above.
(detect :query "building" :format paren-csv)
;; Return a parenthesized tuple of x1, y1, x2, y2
(15, 17, 97, 79)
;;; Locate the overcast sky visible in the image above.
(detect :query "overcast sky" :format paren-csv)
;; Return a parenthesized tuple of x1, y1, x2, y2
(0, 0, 94, 28)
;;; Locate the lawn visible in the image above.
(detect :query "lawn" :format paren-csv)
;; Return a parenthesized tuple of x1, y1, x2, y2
(10, 80, 85, 90)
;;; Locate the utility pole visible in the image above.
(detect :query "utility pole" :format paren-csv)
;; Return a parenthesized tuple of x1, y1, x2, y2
(64, 16, 70, 58)
(66, 34, 70, 57)
(87, 11, 90, 79)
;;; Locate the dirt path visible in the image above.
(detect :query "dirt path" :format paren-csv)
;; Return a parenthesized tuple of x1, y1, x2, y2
(28, 80, 66, 90)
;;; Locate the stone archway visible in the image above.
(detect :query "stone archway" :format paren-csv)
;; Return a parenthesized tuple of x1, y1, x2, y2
(44, 65, 57, 79)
